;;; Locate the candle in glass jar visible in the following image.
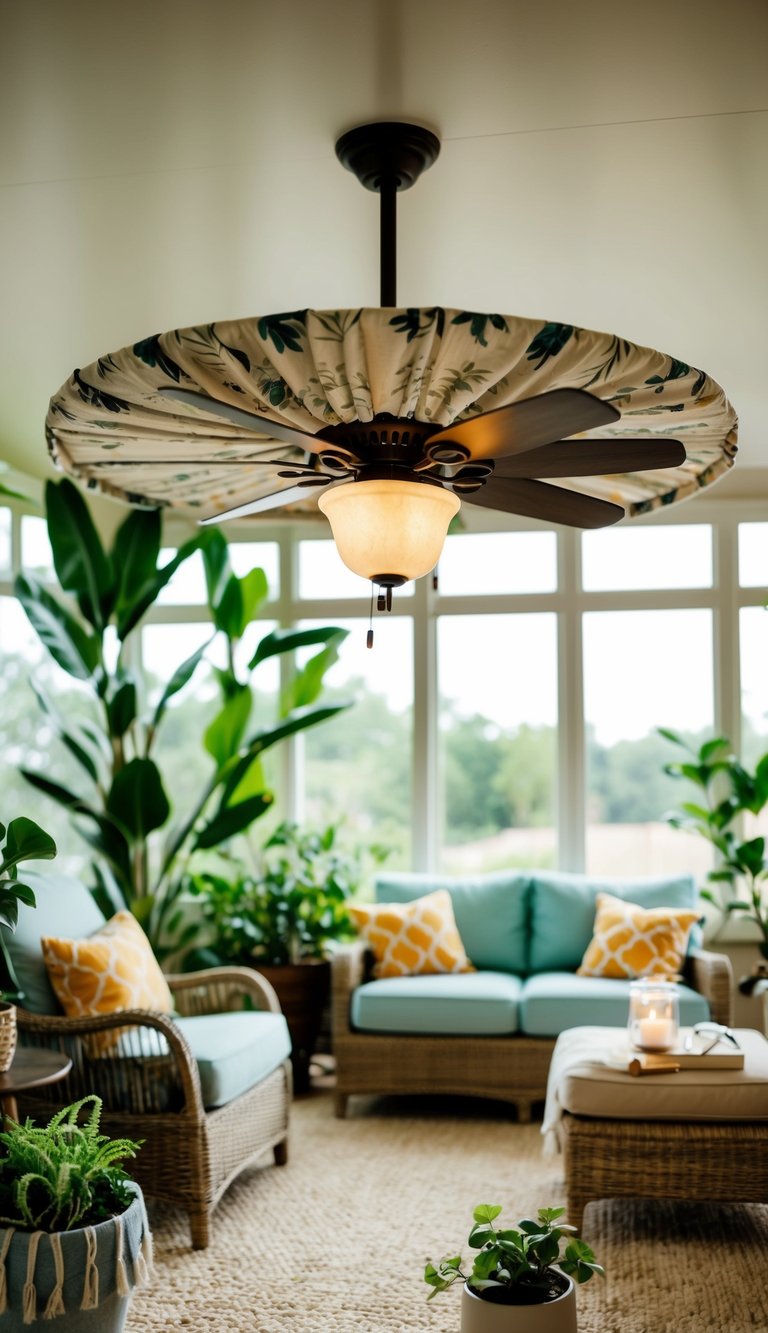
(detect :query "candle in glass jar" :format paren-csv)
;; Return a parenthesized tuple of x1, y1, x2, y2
(637, 1010, 674, 1050)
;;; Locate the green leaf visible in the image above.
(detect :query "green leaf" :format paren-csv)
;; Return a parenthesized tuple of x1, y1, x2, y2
(213, 573, 244, 639)
(115, 531, 205, 640)
(472, 1204, 502, 1224)
(238, 567, 269, 630)
(204, 688, 253, 769)
(249, 625, 348, 671)
(45, 478, 115, 630)
(244, 702, 351, 759)
(281, 638, 345, 713)
(15, 573, 99, 680)
(21, 769, 99, 816)
(112, 508, 161, 625)
(0, 818, 56, 872)
(200, 528, 232, 613)
(699, 737, 732, 763)
(106, 759, 170, 840)
(192, 793, 273, 850)
(106, 680, 137, 738)
(29, 680, 103, 782)
(150, 638, 213, 731)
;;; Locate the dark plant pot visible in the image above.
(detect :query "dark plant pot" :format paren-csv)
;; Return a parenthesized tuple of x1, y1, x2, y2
(0, 1184, 151, 1332)
(258, 959, 331, 1093)
(461, 1275, 577, 1332)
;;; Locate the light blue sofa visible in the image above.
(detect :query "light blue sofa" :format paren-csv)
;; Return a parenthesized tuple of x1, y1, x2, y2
(331, 870, 733, 1120)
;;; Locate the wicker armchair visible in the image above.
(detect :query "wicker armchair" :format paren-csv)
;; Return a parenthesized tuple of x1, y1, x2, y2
(15, 966, 291, 1249)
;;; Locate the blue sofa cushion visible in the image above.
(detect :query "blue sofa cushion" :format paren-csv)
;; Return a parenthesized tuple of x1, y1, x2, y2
(528, 872, 700, 973)
(174, 1011, 291, 1108)
(519, 971, 710, 1037)
(374, 872, 529, 973)
(351, 971, 523, 1036)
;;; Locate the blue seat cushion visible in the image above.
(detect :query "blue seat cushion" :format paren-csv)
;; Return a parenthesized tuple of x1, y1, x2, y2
(528, 872, 701, 972)
(374, 872, 529, 973)
(174, 1011, 291, 1108)
(351, 971, 523, 1036)
(519, 971, 710, 1037)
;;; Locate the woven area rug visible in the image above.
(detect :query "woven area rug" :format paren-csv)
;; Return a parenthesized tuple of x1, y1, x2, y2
(129, 1088, 768, 1333)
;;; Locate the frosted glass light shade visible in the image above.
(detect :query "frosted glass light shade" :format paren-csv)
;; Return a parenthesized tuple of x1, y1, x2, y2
(318, 478, 460, 583)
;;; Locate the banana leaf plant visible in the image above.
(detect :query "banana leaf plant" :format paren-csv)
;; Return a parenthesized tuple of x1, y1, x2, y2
(15, 478, 349, 950)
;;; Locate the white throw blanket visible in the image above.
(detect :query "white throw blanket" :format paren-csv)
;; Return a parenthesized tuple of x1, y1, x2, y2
(540, 1027, 617, 1154)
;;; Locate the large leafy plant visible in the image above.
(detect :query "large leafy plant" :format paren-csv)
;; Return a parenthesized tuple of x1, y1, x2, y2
(0, 817, 57, 1000)
(425, 1204, 603, 1306)
(660, 728, 768, 957)
(0, 1095, 139, 1231)
(16, 479, 349, 946)
(183, 821, 386, 968)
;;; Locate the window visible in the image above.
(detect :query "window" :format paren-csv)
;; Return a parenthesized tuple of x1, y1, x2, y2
(582, 525, 712, 591)
(437, 614, 557, 871)
(438, 531, 556, 595)
(583, 608, 715, 877)
(300, 616, 413, 866)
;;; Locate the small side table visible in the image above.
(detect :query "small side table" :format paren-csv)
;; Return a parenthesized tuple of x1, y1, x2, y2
(0, 1048, 72, 1123)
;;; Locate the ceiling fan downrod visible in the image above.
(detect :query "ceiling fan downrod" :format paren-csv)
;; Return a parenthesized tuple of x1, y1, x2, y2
(335, 121, 441, 307)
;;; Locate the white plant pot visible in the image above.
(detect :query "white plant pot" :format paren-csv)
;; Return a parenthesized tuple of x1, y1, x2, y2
(460, 1275, 578, 1333)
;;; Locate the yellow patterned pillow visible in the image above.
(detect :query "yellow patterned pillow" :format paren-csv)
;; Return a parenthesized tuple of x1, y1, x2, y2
(349, 889, 475, 978)
(577, 892, 700, 980)
(41, 911, 174, 1021)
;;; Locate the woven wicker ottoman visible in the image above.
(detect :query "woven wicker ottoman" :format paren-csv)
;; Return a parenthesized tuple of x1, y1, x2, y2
(542, 1026, 768, 1231)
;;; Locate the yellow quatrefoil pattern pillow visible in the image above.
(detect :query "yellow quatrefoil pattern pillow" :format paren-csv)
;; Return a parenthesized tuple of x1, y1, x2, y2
(41, 911, 174, 1021)
(349, 889, 475, 978)
(577, 892, 701, 981)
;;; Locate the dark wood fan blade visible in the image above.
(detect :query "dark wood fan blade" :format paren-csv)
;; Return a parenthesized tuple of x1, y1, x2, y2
(200, 482, 324, 525)
(493, 438, 686, 480)
(428, 388, 620, 461)
(158, 387, 321, 451)
(463, 476, 624, 528)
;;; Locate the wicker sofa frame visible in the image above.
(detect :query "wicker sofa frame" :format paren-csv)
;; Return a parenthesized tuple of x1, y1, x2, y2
(15, 966, 291, 1249)
(331, 942, 734, 1121)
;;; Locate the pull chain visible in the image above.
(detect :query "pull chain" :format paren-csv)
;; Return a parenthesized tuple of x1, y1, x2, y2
(367, 583, 375, 649)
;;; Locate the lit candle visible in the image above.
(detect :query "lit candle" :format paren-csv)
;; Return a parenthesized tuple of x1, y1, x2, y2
(637, 1010, 674, 1050)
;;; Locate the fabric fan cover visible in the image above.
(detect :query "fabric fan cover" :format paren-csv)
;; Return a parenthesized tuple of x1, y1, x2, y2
(46, 307, 738, 521)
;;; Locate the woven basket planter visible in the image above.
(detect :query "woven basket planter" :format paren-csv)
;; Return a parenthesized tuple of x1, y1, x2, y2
(0, 1003, 17, 1074)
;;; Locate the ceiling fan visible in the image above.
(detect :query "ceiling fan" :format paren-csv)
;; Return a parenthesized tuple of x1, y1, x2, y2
(152, 122, 686, 592)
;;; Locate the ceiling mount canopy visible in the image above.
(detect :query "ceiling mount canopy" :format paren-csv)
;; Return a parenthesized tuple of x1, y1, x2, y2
(45, 120, 738, 598)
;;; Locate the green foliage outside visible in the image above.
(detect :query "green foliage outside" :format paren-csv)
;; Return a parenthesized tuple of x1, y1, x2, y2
(0, 1095, 140, 1231)
(182, 820, 389, 968)
(661, 728, 768, 955)
(14, 479, 349, 950)
(424, 1204, 603, 1304)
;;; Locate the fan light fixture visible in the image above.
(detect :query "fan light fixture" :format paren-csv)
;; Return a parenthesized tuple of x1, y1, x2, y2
(45, 120, 738, 629)
(318, 476, 460, 588)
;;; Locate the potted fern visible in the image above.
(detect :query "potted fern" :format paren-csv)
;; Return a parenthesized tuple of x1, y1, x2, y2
(425, 1204, 603, 1332)
(0, 1095, 151, 1331)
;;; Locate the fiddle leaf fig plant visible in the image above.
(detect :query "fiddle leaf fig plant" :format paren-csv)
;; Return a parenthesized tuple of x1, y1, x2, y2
(0, 817, 57, 1001)
(425, 1204, 603, 1306)
(15, 478, 350, 950)
(660, 728, 768, 957)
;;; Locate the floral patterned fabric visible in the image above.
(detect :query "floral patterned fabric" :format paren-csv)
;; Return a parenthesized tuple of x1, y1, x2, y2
(46, 307, 738, 520)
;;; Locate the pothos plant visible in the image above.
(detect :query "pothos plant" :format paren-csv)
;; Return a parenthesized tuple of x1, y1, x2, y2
(15, 478, 349, 951)
(0, 817, 57, 1001)
(181, 820, 389, 969)
(660, 728, 768, 958)
(425, 1204, 603, 1307)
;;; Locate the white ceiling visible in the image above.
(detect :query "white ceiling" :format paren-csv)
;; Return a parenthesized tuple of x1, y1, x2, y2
(2, 0, 767, 504)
